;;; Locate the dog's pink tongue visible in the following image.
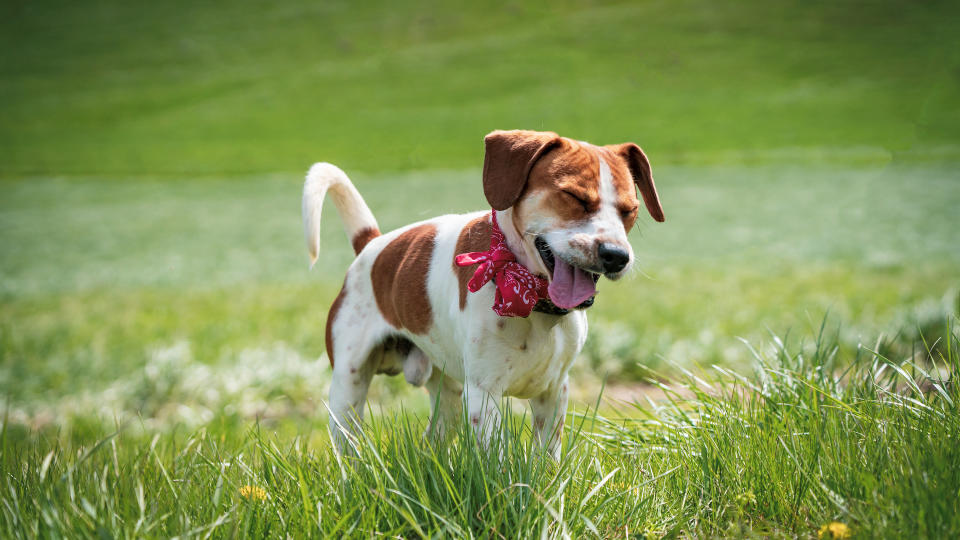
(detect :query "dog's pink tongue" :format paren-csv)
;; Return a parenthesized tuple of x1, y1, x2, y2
(548, 258, 597, 309)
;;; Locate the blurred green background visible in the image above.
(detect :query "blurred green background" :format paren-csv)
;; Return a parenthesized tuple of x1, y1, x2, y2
(1, 0, 958, 428)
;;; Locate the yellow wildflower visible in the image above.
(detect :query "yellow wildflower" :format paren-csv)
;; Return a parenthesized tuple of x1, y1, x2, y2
(238, 485, 268, 501)
(818, 521, 851, 539)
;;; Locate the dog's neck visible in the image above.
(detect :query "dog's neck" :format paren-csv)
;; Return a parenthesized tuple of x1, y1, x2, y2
(493, 208, 545, 279)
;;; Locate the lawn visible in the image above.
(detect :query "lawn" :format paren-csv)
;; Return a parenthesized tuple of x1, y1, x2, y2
(1, 0, 959, 537)
(2, 0, 959, 175)
(3, 329, 959, 538)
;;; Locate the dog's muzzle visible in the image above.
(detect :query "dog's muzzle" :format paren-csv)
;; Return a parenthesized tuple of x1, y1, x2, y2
(534, 236, 599, 314)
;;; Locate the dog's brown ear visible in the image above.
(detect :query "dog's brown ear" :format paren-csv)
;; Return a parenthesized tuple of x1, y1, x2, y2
(609, 142, 665, 222)
(483, 130, 562, 210)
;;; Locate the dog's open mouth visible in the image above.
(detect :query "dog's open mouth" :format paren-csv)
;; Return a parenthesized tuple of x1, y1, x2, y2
(534, 236, 556, 274)
(535, 236, 600, 310)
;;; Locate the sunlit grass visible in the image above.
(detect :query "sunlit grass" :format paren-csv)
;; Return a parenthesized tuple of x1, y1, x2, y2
(2, 0, 959, 535)
(2, 163, 957, 424)
(2, 0, 959, 175)
(2, 323, 957, 537)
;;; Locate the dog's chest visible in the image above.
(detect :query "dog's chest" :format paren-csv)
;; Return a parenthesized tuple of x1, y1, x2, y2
(476, 312, 587, 398)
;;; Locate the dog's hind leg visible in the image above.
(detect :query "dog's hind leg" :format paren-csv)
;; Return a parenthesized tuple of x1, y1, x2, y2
(328, 350, 378, 453)
(326, 285, 389, 453)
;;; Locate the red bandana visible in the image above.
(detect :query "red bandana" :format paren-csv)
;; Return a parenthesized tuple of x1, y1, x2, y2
(455, 211, 548, 317)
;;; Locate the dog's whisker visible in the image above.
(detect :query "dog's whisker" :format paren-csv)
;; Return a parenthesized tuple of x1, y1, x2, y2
(631, 263, 654, 281)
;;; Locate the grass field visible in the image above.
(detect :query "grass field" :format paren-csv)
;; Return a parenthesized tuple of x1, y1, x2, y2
(2, 0, 959, 175)
(2, 164, 957, 421)
(3, 329, 959, 538)
(2, 0, 960, 537)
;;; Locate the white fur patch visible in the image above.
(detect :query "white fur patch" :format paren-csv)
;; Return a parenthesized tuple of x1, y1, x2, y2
(302, 163, 379, 267)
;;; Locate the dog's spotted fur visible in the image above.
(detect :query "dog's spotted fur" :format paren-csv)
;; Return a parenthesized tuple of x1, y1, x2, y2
(304, 130, 664, 455)
(370, 223, 437, 335)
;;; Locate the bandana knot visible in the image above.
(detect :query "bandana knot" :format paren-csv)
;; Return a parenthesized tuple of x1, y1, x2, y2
(455, 212, 548, 317)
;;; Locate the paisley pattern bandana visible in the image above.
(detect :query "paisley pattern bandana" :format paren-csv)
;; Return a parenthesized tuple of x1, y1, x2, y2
(455, 211, 549, 317)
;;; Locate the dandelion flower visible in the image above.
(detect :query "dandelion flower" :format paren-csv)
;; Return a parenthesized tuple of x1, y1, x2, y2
(239, 485, 267, 501)
(818, 521, 851, 539)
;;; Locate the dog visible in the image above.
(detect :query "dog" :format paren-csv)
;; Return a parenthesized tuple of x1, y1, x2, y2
(302, 130, 664, 456)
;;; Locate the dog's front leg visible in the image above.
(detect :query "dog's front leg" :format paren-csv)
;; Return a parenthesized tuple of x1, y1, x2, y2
(530, 376, 569, 459)
(425, 368, 463, 440)
(464, 381, 503, 451)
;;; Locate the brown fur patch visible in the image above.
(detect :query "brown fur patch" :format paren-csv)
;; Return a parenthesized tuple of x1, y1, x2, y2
(351, 226, 381, 255)
(453, 214, 491, 310)
(524, 139, 602, 223)
(325, 278, 348, 366)
(483, 130, 561, 210)
(371, 224, 437, 334)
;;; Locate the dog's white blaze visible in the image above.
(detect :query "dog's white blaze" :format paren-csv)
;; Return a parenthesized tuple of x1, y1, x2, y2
(596, 153, 634, 276)
(596, 157, 620, 232)
(542, 150, 634, 275)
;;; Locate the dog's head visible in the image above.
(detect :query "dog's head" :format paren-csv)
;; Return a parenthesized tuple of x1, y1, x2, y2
(483, 129, 664, 310)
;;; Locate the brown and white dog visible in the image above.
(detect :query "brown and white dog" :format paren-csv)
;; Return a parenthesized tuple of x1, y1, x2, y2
(302, 130, 664, 456)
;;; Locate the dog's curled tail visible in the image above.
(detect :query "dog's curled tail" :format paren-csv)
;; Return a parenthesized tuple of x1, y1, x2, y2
(302, 162, 380, 268)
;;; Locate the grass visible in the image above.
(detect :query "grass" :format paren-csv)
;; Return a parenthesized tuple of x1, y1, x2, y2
(2, 0, 960, 536)
(2, 322, 957, 537)
(2, 164, 957, 420)
(2, 0, 959, 175)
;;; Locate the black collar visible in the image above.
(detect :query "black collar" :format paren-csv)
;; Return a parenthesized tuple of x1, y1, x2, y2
(532, 296, 595, 316)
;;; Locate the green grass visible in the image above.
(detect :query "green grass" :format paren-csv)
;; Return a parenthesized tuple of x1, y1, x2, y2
(3, 0, 960, 536)
(2, 0, 959, 175)
(2, 323, 958, 537)
(2, 164, 957, 421)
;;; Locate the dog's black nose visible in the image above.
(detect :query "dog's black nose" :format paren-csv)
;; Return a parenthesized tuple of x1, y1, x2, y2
(597, 243, 630, 273)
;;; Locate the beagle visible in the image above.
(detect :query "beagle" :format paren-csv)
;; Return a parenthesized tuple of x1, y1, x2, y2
(302, 130, 664, 456)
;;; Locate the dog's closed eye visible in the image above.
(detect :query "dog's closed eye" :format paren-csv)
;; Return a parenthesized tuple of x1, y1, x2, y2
(562, 190, 593, 213)
(619, 204, 639, 219)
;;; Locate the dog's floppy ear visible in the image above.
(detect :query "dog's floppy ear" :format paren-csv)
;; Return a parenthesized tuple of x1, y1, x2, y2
(483, 130, 562, 210)
(609, 142, 665, 222)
